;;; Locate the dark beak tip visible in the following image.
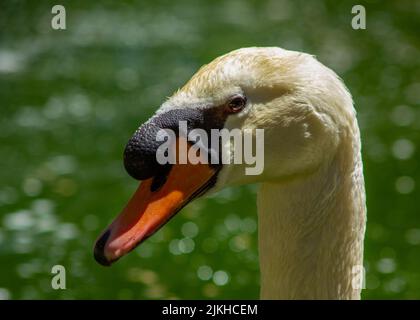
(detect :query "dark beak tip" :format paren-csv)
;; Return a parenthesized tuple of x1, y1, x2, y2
(93, 229, 113, 267)
(94, 247, 112, 267)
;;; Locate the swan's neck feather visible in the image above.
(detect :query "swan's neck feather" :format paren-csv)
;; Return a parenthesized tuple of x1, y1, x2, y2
(257, 131, 366, 299)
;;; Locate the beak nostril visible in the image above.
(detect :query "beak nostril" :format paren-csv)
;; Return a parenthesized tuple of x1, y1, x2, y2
(150, 165, 171, 192)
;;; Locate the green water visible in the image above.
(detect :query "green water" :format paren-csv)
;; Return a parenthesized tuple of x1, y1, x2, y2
(0, 0, 419, 299)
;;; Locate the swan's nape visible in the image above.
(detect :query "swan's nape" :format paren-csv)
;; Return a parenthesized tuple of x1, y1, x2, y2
(94, 47, 366, 300)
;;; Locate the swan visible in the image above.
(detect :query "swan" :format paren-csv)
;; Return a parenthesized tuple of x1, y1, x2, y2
(94, 47, 367, 300)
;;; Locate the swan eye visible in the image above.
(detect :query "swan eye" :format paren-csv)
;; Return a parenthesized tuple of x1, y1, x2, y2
(227, 95, 246, 113)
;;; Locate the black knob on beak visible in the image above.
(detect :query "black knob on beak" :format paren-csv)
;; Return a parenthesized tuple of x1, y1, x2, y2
(123, 121, 163, 180)
(123, 108, 205, 180)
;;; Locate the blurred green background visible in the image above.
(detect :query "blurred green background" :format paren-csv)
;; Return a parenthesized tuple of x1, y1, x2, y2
(0, 0, 419, 299)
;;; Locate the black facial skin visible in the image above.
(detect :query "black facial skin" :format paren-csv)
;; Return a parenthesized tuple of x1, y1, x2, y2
(123, 106, 229, 184)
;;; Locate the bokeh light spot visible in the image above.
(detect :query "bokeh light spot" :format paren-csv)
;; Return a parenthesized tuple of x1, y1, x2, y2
(181, 221, 199, 238)
(213, 270, 229, 286)
(197, 265, 213, 281)
(392, 139, 415, 160)
(395, 176, 415, 194)
(376, 258, 396, 274)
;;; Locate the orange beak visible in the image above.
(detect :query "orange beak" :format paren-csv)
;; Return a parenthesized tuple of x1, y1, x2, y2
(94, 138, 218, 266)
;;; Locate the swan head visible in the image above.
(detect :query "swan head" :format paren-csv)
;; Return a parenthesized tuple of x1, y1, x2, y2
(94, 47, 356, 266)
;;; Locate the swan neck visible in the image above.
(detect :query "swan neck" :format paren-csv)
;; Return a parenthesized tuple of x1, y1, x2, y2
(257, 143, 366, 299)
